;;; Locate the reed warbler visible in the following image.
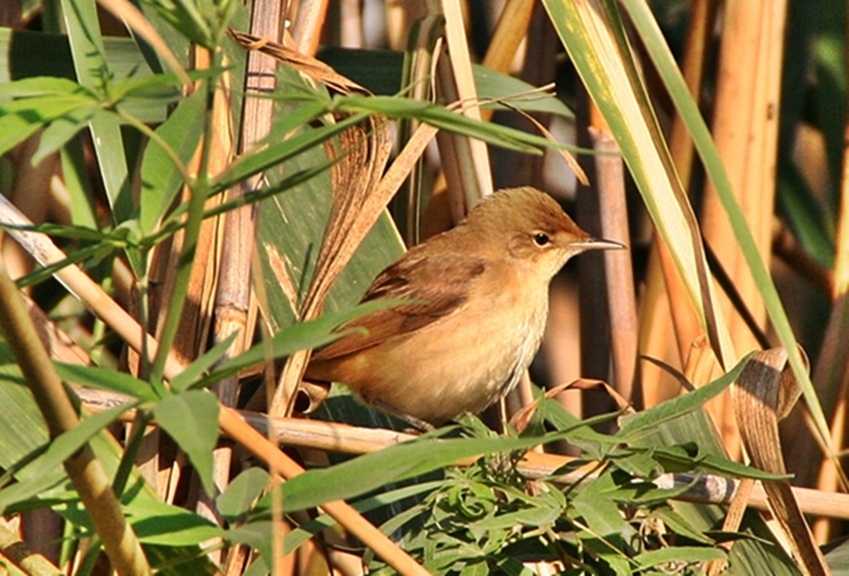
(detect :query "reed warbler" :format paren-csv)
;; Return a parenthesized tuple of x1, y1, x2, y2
(305, 186, 623, 426)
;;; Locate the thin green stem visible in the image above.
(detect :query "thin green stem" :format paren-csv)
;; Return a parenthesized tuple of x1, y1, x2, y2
(112, 411, 154, 497)
(135, 253, 156, 387)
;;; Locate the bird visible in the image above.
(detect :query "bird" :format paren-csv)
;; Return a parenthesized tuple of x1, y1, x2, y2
(304, 186, 624, 427)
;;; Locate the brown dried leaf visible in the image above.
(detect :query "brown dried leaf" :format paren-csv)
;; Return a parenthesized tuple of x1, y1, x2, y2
(510, 378, 634, 433)
(729, 348, 828, 576)
(229, 29, 367, 94)
(232, 31, 398, 416)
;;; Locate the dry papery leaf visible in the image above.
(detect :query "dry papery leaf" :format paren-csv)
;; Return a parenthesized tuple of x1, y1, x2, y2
(509, 378, 634, 433)
(231, 31, 394, 416)
(719, 348, 829, 576)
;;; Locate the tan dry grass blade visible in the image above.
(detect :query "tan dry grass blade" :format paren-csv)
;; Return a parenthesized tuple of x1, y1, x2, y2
(301, 121, 393, 319)
(702, 1, 784, 337)
(143, 51, 234, 518)
(498, 99, 587, 186)
(427, 0, 501, 225)
(230, 29, 367, 94)
(510, 377, 634, 433)
(667, 0, 717, 195)
(437, 0, 494, 208)
(434, 52, 488, 224)
(639, 245, 706, 406)
(731, 348, 829, 576)
(146, 49, 234, 367)
(395, 13, 443, 245)
(640, 0, 715, 404)
(271, 117, 393, 416)
(146, 197, 222, 365)
(642, 0, 721, 396)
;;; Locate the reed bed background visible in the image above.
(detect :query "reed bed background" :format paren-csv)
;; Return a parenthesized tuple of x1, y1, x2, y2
(0, 0, 846, 574)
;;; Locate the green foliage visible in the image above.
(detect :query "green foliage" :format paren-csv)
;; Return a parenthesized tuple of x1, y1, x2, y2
(355, 408, 786, 576)
(206, 357, 793, 575)
(153, 391, 220, 496)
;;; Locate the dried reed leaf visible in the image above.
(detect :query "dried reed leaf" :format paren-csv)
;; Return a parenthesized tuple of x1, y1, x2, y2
(230, 29, 367, 94)
(146, 51, 235, 367)
(231, 31, 397, 416)
(496, 91, 588, 186)
(730, 348, 828, 576)
(144, 49, 236, 520)
(435, 51, 488, 223)
(510, 377, 634, 433)
(701, 1, 784, 341)
(639, 0, 717, 414)
(302, 121, 393, 317)
(698, 2, 786, 461)
(271, 115, 393, 416)
(396, 13, 443, 245)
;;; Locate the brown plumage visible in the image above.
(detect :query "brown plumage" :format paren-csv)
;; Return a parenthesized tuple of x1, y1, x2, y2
(305, 186, 623, 425)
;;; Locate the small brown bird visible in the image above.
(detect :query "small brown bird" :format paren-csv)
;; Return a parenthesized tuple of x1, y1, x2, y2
(305, 186, 623, 426)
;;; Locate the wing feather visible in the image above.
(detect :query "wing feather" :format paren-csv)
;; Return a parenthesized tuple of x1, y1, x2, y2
(310, 252, 486, 361)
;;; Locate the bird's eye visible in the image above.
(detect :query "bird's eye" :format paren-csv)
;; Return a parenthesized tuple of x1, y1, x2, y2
(533, 232, 551, 246)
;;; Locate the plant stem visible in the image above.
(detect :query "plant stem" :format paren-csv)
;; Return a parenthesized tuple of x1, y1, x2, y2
(150, 47, 222, 385)
(0, 261, 151, 576)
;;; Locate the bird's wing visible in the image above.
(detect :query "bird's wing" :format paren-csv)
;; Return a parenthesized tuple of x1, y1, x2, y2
(310, 251, 487, 361)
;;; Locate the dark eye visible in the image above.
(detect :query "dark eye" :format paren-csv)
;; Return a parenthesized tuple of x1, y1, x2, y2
(533, 232, 551, 246)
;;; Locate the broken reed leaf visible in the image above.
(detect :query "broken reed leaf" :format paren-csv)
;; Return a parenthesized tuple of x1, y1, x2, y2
(732, 348, 828, 575)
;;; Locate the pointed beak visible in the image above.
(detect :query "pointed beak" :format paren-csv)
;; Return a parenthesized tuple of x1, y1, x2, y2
(572, 237, 626, 252)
